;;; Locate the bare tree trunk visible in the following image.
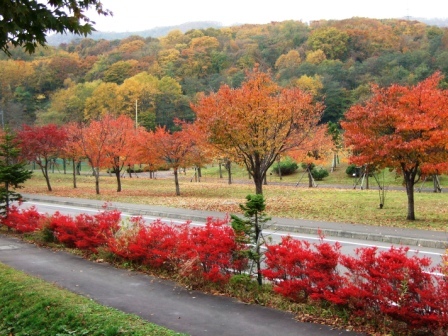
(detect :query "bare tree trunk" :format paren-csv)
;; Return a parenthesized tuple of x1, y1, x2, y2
(114, 168, 122, 192)
(174, 167, 180, 196)
(365, 165, 369, 190)
(225, 160, 232, 185)
(254, 171, 263, 195)
(405, 179, 415, 220)
(94, 168, 100, 195)
(307, 165, 313, 188)
(403, 164, 417, 220)
(76, 161, 81, 175)
(41, 160, 52, 191)
(278, 158, 282, 180)
(72, 159, 77, 188)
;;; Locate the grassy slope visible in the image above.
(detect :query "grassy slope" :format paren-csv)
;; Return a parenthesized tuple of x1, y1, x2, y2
(0, 263, 185, 336)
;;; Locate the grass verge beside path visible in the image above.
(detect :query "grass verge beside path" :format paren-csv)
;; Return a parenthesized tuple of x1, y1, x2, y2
(23, 172, 448, 231)
(0, 263, 185, 336)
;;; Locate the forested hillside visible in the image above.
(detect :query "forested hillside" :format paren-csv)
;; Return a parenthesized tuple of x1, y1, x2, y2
(1, 17, 448, 130)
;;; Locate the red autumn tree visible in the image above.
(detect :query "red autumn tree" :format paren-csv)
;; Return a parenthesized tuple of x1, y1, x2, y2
(150, 125, 196, 196)
(192, 68, 323, 194)
(101, 115, 140, 192)
(18, 124, 67, 191)
(77, 114, 141, 194)
(341, 73, 448, 220)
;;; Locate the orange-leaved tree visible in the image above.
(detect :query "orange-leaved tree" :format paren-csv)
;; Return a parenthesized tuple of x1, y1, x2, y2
(134, 128, 164, 178)
(288, 124, 333, 187)
(77, 116, 111, 195)
(101, 115, 140, 192)
(150, 124, 196, 196)
(192, 68, 324, 194)
(341, 72, 448, 220)
(61, 122, 85, 189)
(77, 115, 140, 194)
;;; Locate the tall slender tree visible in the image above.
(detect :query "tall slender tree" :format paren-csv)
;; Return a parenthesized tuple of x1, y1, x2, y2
(102, 115, 140, 192)
(61, 123, 85, 189)
(0, 128, 32, 218)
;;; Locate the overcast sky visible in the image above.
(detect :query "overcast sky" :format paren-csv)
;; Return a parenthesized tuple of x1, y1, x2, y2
(86, 0, 448, 32)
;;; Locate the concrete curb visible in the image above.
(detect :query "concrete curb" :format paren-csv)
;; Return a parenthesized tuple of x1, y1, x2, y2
(265, 224, 447, 249)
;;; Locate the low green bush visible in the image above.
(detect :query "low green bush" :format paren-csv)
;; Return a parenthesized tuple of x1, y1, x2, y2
(311, 168, 329, 181)
(272, 157, 298, 176)
(345, 164, 357, 177)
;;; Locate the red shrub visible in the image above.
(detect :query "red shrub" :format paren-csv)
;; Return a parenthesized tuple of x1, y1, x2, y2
(177, 217, 242, 285)
(262, 236, 343, 304)
(1, 206, 43, 233)
(49, 208, 121, 252)
(48, 211, 79, 248)
(339, 246, 442, 331)
(108, 218, 183, 271)
(72, 210, 121, 251)
(107, 216, 145, 260)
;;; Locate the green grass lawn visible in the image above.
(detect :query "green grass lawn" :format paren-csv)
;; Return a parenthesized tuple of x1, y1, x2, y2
(0, 263, 185, 336)
(22, 162, 448, 231)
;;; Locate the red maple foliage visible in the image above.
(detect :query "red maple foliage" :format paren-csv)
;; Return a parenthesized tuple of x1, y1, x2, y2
(18, 124, 67, 191)
(1, 205, 43, 233)
(263, 236, 343, 304)
(48, 208, 121, 252)
(341, 73, 448, 220)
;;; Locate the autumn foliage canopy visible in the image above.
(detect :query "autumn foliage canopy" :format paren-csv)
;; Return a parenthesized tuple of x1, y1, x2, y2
(342, 72, 448, 219)
(192, 68, 324, 194)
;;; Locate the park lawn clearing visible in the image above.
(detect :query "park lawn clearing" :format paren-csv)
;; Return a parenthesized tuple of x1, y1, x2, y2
(22, 171, 448, 231)
(0, 263, 185, 336)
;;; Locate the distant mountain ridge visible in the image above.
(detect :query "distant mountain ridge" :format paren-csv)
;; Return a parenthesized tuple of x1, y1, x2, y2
(47, 21, 223, 46)
(46, 17, 448, 46)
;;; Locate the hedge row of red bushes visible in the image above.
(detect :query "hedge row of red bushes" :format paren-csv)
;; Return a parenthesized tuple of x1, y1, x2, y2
(2, 206, 246, 286)
(2, 207, 447, 334)
(263, 236, 448, 332)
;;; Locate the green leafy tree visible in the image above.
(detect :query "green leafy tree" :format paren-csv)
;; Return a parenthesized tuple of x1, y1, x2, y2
(0, 128, 32, 218)
(0, 0, 111, 55)
(307, 27, 349, 60)
(231, 194, 271, 286)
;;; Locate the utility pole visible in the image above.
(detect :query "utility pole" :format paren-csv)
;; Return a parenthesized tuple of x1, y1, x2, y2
(135, 100, 138, 129)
